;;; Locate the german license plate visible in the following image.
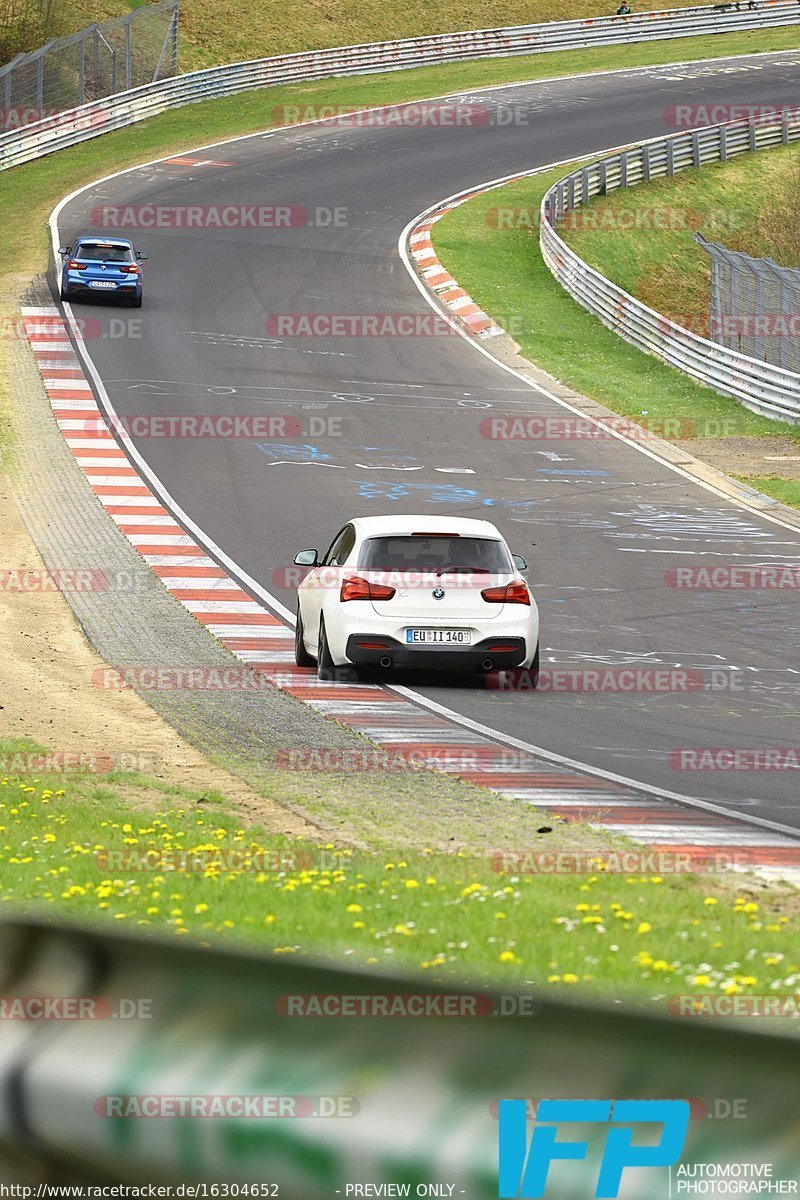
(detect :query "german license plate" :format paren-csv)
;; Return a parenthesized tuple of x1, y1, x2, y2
(406, 629, 472, 645)
(90, 280, 116, 289)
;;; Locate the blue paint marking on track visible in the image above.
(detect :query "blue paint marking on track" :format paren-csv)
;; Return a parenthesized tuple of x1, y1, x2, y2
(256, 443, 332, 461)
(355, 480, 479, 503)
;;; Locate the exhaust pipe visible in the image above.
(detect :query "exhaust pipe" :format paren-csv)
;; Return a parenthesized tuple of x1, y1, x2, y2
(481, 657, 494, 671)
(379, 655, 392, 668)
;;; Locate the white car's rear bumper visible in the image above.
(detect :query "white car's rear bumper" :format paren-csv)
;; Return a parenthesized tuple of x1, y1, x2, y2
(322, 604, 539, 670)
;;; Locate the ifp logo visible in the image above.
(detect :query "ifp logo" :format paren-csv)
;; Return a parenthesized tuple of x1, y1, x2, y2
(498, 1099, 690, 1198)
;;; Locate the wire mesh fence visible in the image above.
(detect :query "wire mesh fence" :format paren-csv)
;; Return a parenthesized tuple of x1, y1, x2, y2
(0, 0, 178, 132)
(696, 233, 800, 373)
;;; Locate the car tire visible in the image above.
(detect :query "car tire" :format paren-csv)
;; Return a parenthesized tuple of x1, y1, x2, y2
(294, 604, 315, 667)
(317, 619, 358, 682)
(59, 285, 70, 301)
(129, 294, 143, 308)
(317, 618, 337, 681)
(529, 642, 540, 689)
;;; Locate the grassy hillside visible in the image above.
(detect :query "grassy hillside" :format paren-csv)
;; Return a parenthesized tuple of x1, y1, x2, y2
(68, 0, 707, 69)
(563, 144, 800, 329)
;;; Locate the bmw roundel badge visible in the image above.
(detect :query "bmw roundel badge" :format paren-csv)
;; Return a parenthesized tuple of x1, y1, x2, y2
(432, 587, 445, 600)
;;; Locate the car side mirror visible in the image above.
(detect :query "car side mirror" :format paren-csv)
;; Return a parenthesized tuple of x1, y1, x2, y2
(294, 548, 318, 566)
(58, 247, 69, 256)
(136, 252, 148, 261)
(513, 553, 528, 571)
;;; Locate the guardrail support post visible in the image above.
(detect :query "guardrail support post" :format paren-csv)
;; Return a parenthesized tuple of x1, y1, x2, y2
(782, 110, 790, 145)
(666, 139, 675, 176)
(36, 54, 44, 117)
(720, 125, 728, 162)
(691, 131, 701, 168)
(748, 116, 757, 152)
(620, 151, 628, 189)
(642, 144, 650, 182)
(172, 0, 179, 74)
(78, 39, 85, 106)
(125, 18, 132, 90)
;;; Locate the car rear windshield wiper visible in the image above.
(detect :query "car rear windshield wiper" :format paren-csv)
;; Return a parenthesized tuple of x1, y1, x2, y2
(434, 566, 490, 575)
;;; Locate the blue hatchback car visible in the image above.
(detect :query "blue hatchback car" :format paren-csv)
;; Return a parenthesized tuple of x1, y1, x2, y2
(58, 235, 147, 307)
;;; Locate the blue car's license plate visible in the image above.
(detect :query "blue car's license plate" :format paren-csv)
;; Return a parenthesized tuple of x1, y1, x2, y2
(90, 280, 116, 289)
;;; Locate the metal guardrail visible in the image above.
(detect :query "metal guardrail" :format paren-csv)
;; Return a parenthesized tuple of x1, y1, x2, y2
(1, 916, 799, 1190)
(0, 1, 178, 123)
(1, 1, 799, 172)
(540, 115, 800, 423)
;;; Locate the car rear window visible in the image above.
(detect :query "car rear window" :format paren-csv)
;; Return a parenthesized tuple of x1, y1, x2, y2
(76, 244, 133, 263)
(358, 536, 512, 573)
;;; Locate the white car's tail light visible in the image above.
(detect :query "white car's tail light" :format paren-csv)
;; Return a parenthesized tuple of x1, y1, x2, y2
(340, 576, 396, 602)
(480, 581, 531, 605)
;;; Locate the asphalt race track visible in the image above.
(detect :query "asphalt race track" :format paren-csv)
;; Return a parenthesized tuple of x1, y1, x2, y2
(54, 49, 800, 827)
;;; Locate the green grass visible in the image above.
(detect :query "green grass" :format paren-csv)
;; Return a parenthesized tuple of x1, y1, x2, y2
(738, 476, 800, 508)
(60, 0, 800, 71)
(561, 142, 800, 338)
(2, 739, 798, 1004)
(433, 167, 798, 437)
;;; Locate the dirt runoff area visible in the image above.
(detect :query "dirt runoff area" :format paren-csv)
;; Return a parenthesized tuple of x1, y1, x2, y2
(0, 470, 315, 836)
(675, 435, 800, 482)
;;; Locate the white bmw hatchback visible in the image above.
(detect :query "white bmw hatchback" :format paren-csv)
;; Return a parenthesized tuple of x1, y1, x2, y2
(293, 515, 539, 681)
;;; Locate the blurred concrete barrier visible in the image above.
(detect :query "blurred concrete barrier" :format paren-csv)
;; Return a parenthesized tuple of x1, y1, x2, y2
(0, 917, 798, 1193)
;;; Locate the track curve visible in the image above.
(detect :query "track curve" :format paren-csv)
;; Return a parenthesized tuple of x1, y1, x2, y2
(53, 49, 800, 828)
